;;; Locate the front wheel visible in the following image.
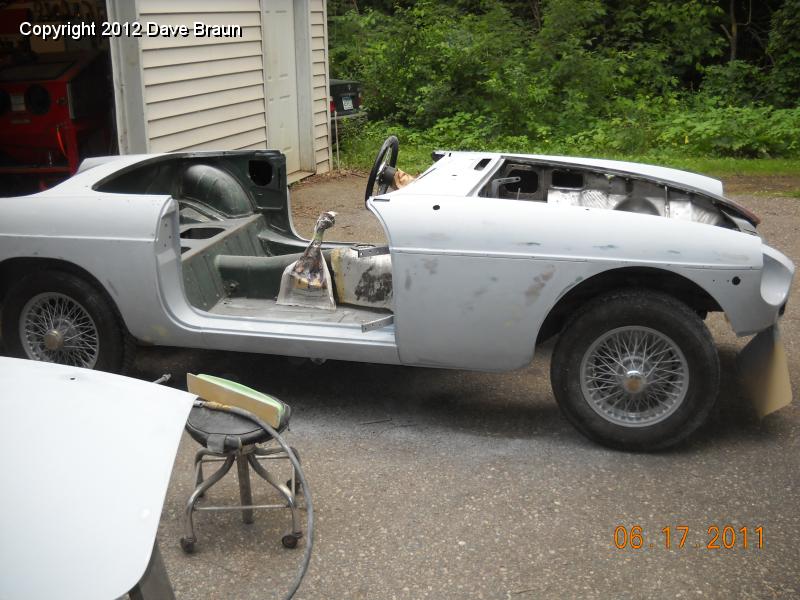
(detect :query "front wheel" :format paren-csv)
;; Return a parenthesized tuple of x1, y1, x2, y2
(1, 270, 134, 373)
(550, 289, 719, 451)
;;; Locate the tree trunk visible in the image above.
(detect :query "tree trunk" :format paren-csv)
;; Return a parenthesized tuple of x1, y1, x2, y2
(729, 0, 738, 62)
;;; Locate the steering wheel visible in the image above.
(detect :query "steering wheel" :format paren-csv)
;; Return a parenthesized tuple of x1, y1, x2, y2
(365, 135, 399, 204)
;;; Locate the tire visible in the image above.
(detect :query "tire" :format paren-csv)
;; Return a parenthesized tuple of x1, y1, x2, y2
(550, 289, 719, 451)
(1, 270, 134, 373)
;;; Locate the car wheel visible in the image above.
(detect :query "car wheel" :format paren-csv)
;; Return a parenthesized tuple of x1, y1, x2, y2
(1, 270, 134, 373)
(550, 289, 719, 451)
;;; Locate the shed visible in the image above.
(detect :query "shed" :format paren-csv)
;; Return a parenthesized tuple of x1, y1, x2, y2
(106, 0, 331, 181)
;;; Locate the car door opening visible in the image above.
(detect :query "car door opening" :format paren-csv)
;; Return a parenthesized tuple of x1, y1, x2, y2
(93, 152, 395, 329)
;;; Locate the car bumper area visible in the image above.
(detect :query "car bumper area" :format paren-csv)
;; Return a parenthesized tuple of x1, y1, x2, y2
(721, 243, 794, 338)
(761, 244, 794, 319)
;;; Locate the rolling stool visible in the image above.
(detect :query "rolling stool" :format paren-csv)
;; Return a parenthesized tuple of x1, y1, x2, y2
(179, 387, 303, 554)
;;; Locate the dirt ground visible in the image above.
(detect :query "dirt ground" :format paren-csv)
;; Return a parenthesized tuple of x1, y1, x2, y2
(115, 170, 800, 599)
(289, 170, 388, 244)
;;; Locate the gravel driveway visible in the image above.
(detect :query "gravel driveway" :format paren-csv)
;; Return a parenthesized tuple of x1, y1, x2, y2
(127, 172, 800, 599)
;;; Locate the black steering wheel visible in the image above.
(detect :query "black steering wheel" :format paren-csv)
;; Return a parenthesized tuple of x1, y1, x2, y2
(365, 135, 399, 204)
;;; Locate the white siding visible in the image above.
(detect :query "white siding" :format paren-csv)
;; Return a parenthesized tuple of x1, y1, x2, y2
(112, 0, 330, 175)
(139, 0, 266, 153)
(310, 0, 331, 173)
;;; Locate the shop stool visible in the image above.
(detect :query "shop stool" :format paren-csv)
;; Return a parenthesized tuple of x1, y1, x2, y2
(179, 385, 302, 554)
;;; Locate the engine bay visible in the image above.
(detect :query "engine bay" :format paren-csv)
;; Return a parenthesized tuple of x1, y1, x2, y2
(479, 158, 751, 230)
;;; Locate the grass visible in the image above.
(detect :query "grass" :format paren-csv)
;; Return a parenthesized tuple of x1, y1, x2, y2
(332, 127, 800, 179)
(334, 134, 435, 175)
(772, 189, 800, 198)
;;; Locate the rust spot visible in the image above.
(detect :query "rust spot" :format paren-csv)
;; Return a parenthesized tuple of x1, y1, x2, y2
(422, 258, 438, 275)
(354, 265, 393, 303)
(460, 301, 475, 312)
(524, 268, 555, 305)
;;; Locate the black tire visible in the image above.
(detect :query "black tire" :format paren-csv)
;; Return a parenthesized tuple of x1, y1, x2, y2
(550, 289, 719, 451)
(1, 270, 135, 373)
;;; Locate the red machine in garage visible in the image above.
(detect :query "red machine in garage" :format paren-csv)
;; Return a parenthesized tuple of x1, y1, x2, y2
(0, 51, 111, 186)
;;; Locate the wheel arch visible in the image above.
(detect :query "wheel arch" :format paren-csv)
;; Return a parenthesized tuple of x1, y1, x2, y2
(536, 266, 723, 345)
(0, 257, 132, 336)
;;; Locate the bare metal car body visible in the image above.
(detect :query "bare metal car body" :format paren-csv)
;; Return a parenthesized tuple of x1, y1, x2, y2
(0, 357, 193, 600)
(0, 147, 793, 448)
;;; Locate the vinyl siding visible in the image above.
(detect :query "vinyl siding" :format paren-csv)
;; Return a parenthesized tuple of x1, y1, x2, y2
(310, 0, 331, 173)
(138, 0, 265, 153)
(115, 0, 329, 174)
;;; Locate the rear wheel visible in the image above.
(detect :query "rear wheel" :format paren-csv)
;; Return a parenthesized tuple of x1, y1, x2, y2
(1, 270, 134, 373)
(550, 289, 719, 451)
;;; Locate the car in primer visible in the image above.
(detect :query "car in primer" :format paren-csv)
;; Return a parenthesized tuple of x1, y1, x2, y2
(0, 136, 793, 450)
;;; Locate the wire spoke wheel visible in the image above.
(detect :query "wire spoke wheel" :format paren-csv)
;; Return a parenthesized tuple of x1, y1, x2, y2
(19, 292, 100, 368)
(580, 326, 689, 427)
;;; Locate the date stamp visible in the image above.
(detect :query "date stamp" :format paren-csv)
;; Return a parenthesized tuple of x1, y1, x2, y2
(613, 525, 764, 550)
(19, 21, 243, 40)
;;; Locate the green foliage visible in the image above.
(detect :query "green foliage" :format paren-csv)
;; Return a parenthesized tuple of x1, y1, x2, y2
(329, 0, 800, 162)
(656, 105, 800, 157)
(767, 0, 800, 106)
(331, 1, 531, 128)
(698, 61, 768, 105)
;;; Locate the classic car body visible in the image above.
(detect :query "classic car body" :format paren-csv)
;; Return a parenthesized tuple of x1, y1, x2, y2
(0, 145, 793, 448)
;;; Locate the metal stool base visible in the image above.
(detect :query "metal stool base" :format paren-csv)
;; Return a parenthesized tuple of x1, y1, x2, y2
(180, 444, 302, 553)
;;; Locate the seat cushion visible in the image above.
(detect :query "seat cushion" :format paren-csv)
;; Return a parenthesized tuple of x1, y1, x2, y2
(187, 374, 290, 430)
(185, 403, 291, 452)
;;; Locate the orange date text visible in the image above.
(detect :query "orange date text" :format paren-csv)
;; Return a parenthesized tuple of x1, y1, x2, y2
(613, 525, 764, 550)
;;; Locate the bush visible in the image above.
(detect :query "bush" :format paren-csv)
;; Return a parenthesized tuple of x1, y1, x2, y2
(699, 62, 768, 106)
(330, 1, 530, 129)
(656, 105, 800, 157)
(328, 0, 800, 161)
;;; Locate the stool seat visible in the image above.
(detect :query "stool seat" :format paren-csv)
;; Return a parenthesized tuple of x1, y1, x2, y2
(185, 405, 291, 452)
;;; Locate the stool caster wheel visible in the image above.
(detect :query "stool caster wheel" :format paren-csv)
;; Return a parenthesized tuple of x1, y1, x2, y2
(180, 536, 196, 554)
(282, 533, 300, 549)
(286, 479, 303, 494)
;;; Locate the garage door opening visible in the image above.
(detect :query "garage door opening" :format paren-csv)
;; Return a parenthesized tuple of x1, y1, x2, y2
(0, 1, 114, 196)
(0, 0, 331, 197)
